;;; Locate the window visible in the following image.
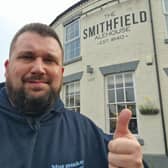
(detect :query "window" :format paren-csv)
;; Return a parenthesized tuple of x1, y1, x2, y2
(64, 19, 80, 63)
(163, 0, 168, 34)
(63, 81, 80, 112)
(105, 72, 138, 134)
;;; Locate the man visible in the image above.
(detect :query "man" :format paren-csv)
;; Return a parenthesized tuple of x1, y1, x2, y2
(0, 23, 146, 168)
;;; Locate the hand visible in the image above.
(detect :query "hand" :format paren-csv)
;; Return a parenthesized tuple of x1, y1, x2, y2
(108, 109, 143, 168)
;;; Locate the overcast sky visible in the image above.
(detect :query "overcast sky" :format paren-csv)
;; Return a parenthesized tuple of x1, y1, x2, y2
(0, 0, 79, 82)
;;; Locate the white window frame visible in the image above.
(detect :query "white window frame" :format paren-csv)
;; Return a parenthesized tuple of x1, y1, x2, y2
(64, 19, 80, 63)
(105, 72, 138, 135)
(63, 81, 80, 112)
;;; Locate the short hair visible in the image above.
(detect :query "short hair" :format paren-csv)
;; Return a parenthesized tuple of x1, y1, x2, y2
(9, 22, 63, 57)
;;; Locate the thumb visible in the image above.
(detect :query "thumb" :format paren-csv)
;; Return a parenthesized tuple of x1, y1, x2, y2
(114, 108, 132, 139)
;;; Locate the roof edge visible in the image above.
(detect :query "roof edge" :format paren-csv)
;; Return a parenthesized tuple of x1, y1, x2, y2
(50, 0, 89, 26)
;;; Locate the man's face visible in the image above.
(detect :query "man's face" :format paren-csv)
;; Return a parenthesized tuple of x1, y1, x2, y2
(5, 32, 64, 116)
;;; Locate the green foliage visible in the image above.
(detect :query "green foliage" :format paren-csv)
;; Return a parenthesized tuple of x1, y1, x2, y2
(139, 97, 159, 115)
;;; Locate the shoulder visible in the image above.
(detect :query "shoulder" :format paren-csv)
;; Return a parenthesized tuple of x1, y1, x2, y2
(0, 82, 5, 88)
(62, 108, 112, 142)
(62, 109, 97, 128)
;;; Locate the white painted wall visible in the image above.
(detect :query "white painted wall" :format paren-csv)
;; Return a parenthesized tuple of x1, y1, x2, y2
(52, 0, 168, 155)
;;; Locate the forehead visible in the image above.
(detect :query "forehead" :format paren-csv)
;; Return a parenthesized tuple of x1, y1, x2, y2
(12, 32, 63, 57)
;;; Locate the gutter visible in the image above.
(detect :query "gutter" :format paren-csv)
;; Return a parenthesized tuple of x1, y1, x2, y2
(50, 0, 119, 26)
(50, 0, 89, 26)
(148, 0, 168, 155)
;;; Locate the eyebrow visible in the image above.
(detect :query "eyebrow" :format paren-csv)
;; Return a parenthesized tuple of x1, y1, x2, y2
(44, 53, 62, 64)
(16, 50, 62, 63)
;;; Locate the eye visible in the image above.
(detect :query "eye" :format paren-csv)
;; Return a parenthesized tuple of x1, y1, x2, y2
(18, 53, 34, 61)
(23, 55, 34, 60)
(44, 58, 55, 64)
(43, 55, 59, 65)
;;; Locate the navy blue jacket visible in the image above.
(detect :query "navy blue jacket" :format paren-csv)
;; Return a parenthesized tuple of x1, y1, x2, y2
(0, 86, 110, 168)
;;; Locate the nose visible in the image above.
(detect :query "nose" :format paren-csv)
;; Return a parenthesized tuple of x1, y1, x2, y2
(30, 58, 45, 75)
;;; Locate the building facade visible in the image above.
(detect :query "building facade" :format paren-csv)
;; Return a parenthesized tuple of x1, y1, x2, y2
(50, 0, 168, 166)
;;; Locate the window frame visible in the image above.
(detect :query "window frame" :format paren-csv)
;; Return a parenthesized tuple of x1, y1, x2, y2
(64, 19, 81, 64)
(63, 80, 80, 112)
(105, 72, 139, 135)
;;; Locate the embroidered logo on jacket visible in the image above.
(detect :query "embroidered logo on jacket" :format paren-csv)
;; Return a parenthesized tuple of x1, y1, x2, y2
(51, 160, 84, 168)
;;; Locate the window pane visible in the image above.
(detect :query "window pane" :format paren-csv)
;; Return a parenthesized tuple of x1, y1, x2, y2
(65, 39, 80, 61)
(116, 88, 124, 102)
(69, 84, 74, 95)
(65, 96, 69, 106)
(108, 90, 115, 103)
(74, 39, 80, 57)
(64, 19, 80, 62)
(63, 81, 80, 112)
(108, 104, 117, 117)
(66, 20, 79, 41)
(129, 119, 138, 134)
(125, 88, 135, 101)
(66, 26, 70, 41)
(117, 104, 125, 114)
(108, 76, 114, 89)
(105, 72, 137, 134)
(70, 96, 74, 106)
(116, 74, 123, 88)
(125, 73, 133, 87)
(74, 82, 80, 94)
(65, 86, 69, 96)
(65, 44, 71, 61)
(109, 119, 117, 133)
(127, 104, 136, 117)
(74, 20, 79, 36)
(75, 95, 80, 106)
(164, 0, 168, 12)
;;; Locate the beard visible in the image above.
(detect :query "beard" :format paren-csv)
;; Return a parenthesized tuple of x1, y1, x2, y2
(6, 78, 62, 117)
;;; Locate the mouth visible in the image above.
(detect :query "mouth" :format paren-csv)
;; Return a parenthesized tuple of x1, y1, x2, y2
(27, 80, 48, 84)
(25, 80, 49, 90)
(23, 76, 49, 84)
(22, 76, 50, 90)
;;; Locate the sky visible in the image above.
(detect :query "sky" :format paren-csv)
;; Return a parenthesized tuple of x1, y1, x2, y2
(0, 0, 79, 82)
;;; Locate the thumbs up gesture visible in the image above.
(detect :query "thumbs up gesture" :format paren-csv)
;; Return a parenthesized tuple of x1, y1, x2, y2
(108, 109, 143, 168)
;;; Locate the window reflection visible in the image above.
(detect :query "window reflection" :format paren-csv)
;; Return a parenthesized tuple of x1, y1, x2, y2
(64, 81, 80, 112)
(106, 72, 138, 134)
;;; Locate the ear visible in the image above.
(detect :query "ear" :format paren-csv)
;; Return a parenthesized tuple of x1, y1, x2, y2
(61, 67, 64, 74)
(4, 60, 9, 68)
(4, 60, 9, 78)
